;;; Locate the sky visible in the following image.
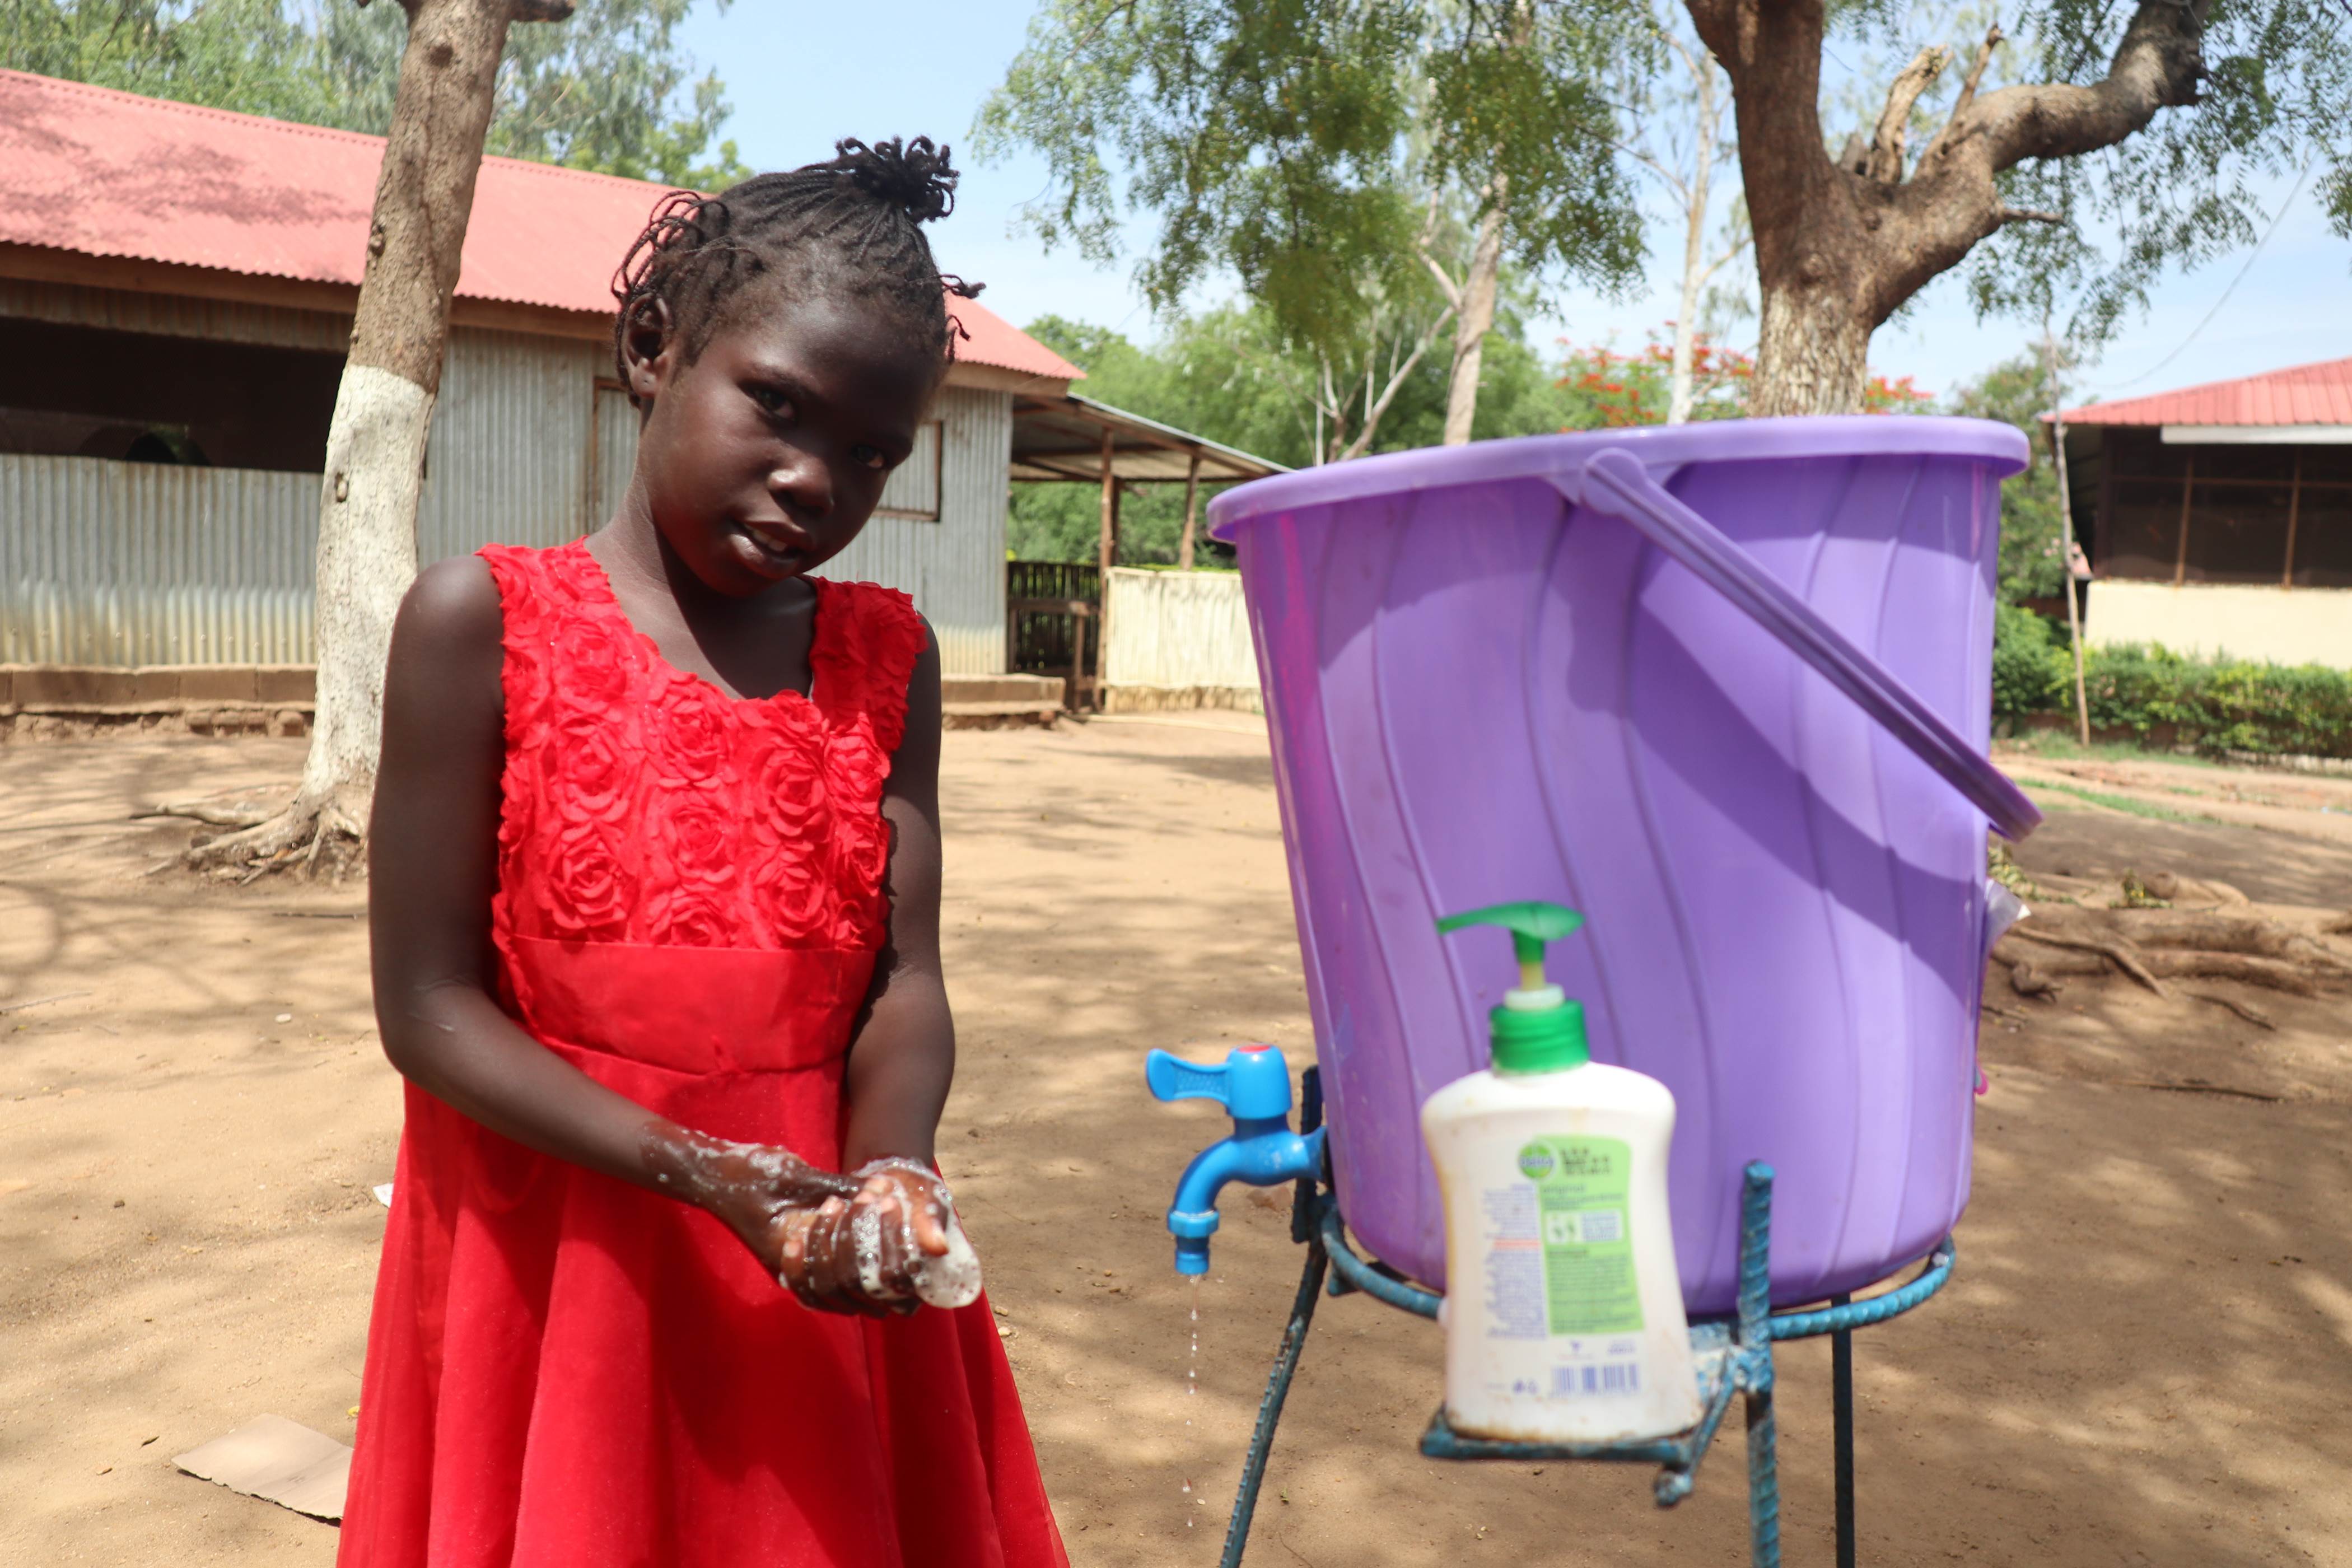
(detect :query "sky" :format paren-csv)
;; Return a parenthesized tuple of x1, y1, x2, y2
(678, 0, 2352, 409)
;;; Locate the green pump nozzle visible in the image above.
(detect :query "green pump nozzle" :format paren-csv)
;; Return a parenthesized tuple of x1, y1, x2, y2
(1436, 900, 1590, 1073)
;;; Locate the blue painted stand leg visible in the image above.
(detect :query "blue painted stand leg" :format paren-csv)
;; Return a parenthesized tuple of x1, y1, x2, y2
(1218, 1236, 1327, 1566)
(1832, 1298, 1855, 1568)
(1738, 1163, 1781, 1568)
(1216, 1068, 1330, 1568)
(1216, 1136, 1950, 1566)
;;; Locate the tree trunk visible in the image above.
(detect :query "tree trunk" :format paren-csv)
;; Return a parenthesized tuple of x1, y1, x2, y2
(1665, 146, 1711, 425)
(1441, 189, 1505, 446)
(190, 0, 571, 871)
(1687, 0, 2213, 417)
(1750, 276, 1872, 416)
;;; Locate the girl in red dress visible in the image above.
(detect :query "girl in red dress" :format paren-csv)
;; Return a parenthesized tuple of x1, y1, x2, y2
(341, 138, 1069, 1568)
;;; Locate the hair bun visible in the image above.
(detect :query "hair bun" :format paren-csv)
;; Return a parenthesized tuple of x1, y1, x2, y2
(832, 137, 958, 224)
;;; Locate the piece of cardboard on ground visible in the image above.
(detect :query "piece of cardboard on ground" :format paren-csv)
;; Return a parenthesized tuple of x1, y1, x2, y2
(173, 1413, 351, 1522)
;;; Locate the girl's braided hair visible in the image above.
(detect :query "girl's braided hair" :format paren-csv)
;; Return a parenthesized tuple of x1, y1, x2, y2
(611, 137, 984, 404)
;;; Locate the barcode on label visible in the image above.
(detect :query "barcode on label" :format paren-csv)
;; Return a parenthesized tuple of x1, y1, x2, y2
(1551, 1361, 1641, 1397)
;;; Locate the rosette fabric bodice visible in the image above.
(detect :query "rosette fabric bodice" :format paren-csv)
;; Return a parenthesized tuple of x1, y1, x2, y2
(488, 540, 913, 958)
(339, 541, 1067, 1568)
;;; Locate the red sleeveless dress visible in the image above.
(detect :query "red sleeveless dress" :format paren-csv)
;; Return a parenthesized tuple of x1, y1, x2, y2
(339, 541, 1068, 1568)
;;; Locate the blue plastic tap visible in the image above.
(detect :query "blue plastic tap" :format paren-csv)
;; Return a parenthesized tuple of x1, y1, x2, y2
(1146, 1044, 1327, 1276)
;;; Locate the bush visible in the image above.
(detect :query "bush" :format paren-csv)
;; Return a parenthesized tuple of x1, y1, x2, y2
(1991, 601, 2070, 718)
(2078, 643, 2352, 758)
(1992, 619, 2352, 758)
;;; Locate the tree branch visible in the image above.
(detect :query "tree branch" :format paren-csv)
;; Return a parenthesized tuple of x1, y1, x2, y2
(508, 0, 575, 18)
(1947, 0, 2210, 176)
(1917, 20, 2003, 170)
(1336, 303, 1457, 460)
(1418, 245, 1464, 310)
(1878, 0, 2213, 315)
(1865, 44, 1950, 183)
(1998, 206, 2067, 225)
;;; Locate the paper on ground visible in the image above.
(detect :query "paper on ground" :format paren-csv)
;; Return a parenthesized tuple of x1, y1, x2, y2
(372, 1183, 393, 1206)
(174, 1414, 351, 1522)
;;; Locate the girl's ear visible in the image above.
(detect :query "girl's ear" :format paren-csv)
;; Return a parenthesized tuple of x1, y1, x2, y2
(622, 297, 677, 405)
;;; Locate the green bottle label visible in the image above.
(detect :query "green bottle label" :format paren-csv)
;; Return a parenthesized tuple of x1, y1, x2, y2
(1518, 1136, 1643, 1336)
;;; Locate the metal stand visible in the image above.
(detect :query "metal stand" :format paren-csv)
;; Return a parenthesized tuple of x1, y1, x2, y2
(1215, 1071, 1955, 1567)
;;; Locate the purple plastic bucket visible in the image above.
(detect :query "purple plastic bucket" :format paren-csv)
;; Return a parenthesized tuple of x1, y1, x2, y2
(1208, 418, 2034, 1313)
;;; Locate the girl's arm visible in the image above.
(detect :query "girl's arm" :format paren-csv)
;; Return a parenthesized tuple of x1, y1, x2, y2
(368, 559, 856, 1249)
(841, 623, 954, 1172)
(776, 625, 960, 1313)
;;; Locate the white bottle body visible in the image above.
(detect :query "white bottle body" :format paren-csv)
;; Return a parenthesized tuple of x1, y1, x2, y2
(1421, 1062, 1702, 1444)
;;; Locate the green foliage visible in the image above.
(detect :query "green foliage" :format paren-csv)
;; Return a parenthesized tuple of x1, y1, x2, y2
(1, 0, 744, 188)
(974, 0, 1644, 372)
(1007, 301, 1584, 563)
(1925, 0, 2352, 345)
(1995, 619, 2352, 759)
(1991, 600, 2070, 718)
(1548, 331, 1929, 428)
(1947, 349, 2068, 605)
(2074, 644, 2352, 759)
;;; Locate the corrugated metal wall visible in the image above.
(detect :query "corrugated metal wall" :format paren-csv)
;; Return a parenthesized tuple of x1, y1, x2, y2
(826, 386, 1009, 675)
(2, 282, 1011, 673)
(0, 455, 319, 664)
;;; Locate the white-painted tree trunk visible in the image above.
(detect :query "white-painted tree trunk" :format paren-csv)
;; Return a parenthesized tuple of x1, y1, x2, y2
(1441, 195, 1506, 446)
(297, 366, 436, 833)
(1666, 94, 1716, 426)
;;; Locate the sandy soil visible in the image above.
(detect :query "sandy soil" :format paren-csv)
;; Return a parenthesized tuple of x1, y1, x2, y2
(4, 721, 2351, 1567)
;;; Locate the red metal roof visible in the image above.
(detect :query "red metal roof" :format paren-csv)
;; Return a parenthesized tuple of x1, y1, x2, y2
(2056, 354, 2352, 427)
(0, 69, 1081, 383)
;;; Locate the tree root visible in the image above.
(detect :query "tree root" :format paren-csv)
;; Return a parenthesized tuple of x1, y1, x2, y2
(2109, 911, 2352, 973)
(135, 800, 274, 829)
(2008, 927, 2168, 996)
(178, 794, 365, 880)
(2117, 1079, 2284, 1103)
(2186, 991, 2276, 1030)
(2004, 954, 2064, 1001)
(1993, 940, 2321, 997)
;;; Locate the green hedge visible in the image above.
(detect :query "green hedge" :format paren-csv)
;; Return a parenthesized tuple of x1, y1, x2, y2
(1991, 603, 2352, 758)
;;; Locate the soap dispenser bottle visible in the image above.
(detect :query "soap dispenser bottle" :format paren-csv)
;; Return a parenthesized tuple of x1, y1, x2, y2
(1421, 901, 1702, 1444)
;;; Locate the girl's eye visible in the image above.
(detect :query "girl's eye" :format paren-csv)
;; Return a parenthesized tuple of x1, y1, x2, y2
(750, 386, 792, 418)
(852, 444, 888, 472)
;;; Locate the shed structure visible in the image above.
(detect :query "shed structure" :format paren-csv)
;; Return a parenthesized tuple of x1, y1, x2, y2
(0, 68, 1085, 704)
(2058, 356, 2352, 668)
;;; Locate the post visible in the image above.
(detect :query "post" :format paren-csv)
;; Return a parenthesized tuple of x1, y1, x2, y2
(1096, 427, 1118, 579)
(1178, 448, 1203, 571)
(2283, 450, 2303, 589)
(2172, 451, 2194, 587)
(2050, 414, 2092, 746)
(1096, 428, 1117, 714)
(1830, 1298, 1856, 1568)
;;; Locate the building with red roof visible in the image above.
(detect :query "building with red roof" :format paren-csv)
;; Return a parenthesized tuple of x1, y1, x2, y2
(0, 69, 1277, 710)
(2055, 356, 2351, 669)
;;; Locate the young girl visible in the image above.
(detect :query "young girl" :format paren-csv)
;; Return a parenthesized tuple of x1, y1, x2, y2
(341, 139, 1068, 1568)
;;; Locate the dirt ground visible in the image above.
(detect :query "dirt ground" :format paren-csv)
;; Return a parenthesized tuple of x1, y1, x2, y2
(4, 720, 2351, 1567)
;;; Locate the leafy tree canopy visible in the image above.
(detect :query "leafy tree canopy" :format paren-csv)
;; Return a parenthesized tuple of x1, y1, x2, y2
(1945, 348, 2070, 605)
(1009, 303, 1635, 562)
(2, 0, 749, 187)
(975, 0, 1646, 370)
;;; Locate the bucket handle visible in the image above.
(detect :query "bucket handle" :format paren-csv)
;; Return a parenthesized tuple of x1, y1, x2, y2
(1571, 448, 2041, 841)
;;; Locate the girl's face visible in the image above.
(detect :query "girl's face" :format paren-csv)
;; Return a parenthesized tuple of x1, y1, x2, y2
(624, 290, 944, 595)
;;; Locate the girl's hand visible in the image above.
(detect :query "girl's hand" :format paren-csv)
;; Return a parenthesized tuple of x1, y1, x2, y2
(777, 1160, 955, 1316)
(646, 1127, 862, 1271)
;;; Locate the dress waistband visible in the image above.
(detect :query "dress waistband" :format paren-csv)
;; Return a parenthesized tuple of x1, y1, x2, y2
(504, 934, 877, 1076)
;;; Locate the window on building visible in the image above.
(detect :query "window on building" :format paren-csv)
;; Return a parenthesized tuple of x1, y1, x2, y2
(875, 419, 942, 521)
(2096, 428, 2352, 587)
(0, 317, 342, 473)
